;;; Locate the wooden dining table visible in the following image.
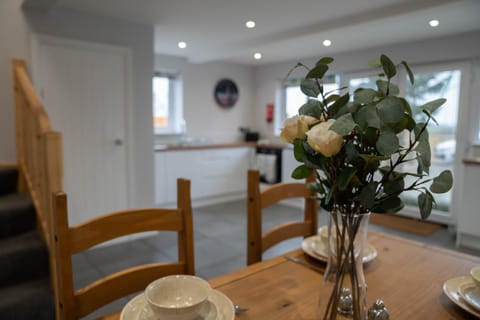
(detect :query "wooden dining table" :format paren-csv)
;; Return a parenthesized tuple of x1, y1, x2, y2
(104, 230, 480, 319)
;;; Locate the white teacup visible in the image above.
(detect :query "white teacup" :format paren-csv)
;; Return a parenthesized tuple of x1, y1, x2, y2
(145, 275, 211, 320)
(471, 266, 480, 288)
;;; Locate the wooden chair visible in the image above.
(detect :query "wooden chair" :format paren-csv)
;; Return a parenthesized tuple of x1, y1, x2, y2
(51, 178, 194, 320)
(247, 169, 318, 265)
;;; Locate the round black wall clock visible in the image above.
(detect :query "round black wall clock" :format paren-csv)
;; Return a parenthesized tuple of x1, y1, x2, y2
(214, 78, 239, 108)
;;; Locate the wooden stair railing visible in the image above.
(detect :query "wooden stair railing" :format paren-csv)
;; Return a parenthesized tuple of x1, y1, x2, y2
(12, 59, 63, 253)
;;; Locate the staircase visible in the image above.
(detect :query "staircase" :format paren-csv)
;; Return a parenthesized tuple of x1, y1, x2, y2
(0, 167, 55, 319)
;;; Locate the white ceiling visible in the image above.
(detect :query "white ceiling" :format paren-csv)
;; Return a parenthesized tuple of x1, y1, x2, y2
(43, 0, 480, 65)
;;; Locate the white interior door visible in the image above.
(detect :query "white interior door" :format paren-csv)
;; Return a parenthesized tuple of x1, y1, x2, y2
(33, 35, 131, 225)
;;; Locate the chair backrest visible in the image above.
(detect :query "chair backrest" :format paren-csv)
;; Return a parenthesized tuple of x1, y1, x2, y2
(247, 170, 317, 265)
(51, 178, 194, 320)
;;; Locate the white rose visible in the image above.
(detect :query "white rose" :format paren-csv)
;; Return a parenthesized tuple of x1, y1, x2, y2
(306, 119, 343, 157)
(280, 115, 320, 144)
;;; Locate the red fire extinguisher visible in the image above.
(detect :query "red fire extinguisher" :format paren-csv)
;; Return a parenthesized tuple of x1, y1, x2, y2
(266, 103, 274, 123)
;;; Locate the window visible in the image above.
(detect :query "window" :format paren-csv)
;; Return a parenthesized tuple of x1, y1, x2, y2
(153, 71, 183, 135)
(345, 66, 464, 215)
(402, 69, 461, 212)
(276, 75, 339, 135)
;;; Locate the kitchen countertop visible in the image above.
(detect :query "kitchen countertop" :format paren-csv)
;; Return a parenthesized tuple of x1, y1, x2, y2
(154, 141, 289, 152)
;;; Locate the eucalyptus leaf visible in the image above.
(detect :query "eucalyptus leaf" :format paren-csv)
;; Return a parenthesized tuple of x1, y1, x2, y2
(418, 192, 433, 219)
(359, 182, 378, 209)
(377, 80, 400, 97)
(354, 88, 377, 104)
(401, 60, 415, 85)
(355, 104, 381, 130)
(414, 123, 431, 170)
(380, 54, 397, 79)
(421, 98, 447, 115)
(373, 196, 404, 213)
(316, 57, 334, 65)
(292, 165, 313, 179)
(383, 175, 405, 195)
(328, 93, 350, 116)
(377, 96, 405, 123)
(299, 99, 323, 118)
(400, 97, 413, 117)
(300, 79, 320, 98)
(326, 94, 340, 105)
(330, 113, 357, 135)
(376, 128, 399, 156)
(365, 127, 380, 146)
(430, 170, 453, 193)
(293, 139, 304, 162)
(306, 64, 328, 79)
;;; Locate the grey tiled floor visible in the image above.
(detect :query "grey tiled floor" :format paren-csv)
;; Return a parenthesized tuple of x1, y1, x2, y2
(74, 200, 480, 319)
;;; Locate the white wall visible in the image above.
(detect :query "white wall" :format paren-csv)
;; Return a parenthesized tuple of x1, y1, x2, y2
(0, 1, 30, 164)
(0, 1, 155, 208)
(155, 54, 256, 144)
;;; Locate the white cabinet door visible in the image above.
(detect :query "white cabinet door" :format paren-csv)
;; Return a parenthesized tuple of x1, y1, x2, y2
(158, 147, 253, 204)
(281, 146, 298, 183)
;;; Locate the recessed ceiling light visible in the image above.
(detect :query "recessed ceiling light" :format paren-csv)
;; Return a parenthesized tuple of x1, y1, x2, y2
(254, 52, 262, 60)
(178, 41, 187, 49)
(429, 19, 439, 27)
(245, 20, 256, 29)
(323, 39, 332, 47)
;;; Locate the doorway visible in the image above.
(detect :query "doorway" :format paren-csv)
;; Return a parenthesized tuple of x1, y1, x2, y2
(32, 35, 131, 225)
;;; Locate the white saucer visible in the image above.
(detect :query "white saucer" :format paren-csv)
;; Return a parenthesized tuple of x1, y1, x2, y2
(443, 276, 480, 318)
(120, 289, 235, 320)
(301, 235, 377, 264)
(459, 282, 480, 312)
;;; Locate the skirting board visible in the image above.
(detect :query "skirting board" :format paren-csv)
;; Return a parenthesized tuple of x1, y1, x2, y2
(456, 233, 480, 251)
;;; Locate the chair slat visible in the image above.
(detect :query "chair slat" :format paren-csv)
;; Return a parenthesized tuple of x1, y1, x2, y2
(247, 170, 318, 265)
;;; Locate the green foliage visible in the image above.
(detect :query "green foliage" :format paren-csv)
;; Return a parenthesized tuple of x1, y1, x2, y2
(283, 54, 454, 219)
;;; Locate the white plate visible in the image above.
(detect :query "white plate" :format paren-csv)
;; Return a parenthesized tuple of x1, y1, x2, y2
(120, 289, 235, 320)
(301, 235, 377, 264)
(443, 276, 480, 318)
(459, 282, 480, 312)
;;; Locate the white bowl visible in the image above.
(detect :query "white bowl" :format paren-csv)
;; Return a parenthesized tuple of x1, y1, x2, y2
(145, 275, 211, 320)
(471, 266, 480, 288)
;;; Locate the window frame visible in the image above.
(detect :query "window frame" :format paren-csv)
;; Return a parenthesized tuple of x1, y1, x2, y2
(153, 70, 183, 135)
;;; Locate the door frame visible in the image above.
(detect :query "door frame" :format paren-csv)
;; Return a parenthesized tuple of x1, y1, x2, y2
(30, 33, 134, 211)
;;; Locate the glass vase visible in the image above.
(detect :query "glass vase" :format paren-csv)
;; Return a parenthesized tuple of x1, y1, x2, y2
(317, 209, 371, 320)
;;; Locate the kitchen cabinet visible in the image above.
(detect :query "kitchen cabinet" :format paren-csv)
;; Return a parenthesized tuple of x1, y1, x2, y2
(155, 147, 254, 205)
(457, 160, 480, 250)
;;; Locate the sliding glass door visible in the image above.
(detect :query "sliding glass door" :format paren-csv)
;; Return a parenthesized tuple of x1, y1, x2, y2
(343, 62, 469, 222)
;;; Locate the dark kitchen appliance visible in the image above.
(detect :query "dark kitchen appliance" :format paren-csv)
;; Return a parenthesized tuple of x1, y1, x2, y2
(255, 146, 282, 184)
(239, 127, 259, 142)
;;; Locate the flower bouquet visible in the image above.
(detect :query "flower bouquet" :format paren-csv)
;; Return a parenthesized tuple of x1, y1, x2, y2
(280, 54, 453, 319)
